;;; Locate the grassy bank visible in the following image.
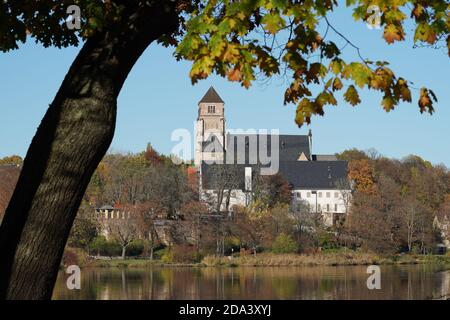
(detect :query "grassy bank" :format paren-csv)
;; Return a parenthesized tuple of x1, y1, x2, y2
(71, 251, 450, 268)
(201, 252, 450, 267)
(85, 258, 199, 268)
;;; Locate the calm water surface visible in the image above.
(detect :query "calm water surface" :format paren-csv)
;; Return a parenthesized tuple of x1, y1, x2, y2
(53, 265, 450, 300)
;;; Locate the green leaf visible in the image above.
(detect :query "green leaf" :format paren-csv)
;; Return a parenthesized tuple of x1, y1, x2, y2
(261, 11, 285, 34)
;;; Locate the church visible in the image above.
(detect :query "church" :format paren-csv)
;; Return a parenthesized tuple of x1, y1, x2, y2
(195, 87, 351, 226)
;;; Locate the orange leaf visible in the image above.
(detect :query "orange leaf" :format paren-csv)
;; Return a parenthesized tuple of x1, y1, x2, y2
(383, 24, 404, 44)
(227, 68, 242, 82)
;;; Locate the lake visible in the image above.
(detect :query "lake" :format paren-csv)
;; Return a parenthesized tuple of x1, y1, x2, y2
(53, 264, 450, 300)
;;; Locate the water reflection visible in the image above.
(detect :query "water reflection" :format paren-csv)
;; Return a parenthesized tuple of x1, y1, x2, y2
(53, 265, 450, 300)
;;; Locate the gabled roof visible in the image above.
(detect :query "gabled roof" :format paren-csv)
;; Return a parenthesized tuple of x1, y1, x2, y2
(225, 134, 311, 163)
(201, 160, 348, 190)
(199, 87, 224, 104)
(278, 161, 348, 189)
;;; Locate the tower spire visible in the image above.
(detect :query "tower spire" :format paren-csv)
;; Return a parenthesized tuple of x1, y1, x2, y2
(199, 86, 224, 104)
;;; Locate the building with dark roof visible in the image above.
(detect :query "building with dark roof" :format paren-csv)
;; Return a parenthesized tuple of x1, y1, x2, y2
(195, 87, 350, 226)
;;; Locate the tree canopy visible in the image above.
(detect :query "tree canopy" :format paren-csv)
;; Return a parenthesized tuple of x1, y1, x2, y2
(1, 0, 448, 126)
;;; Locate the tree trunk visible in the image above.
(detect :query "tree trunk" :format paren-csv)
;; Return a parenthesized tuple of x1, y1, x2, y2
(121, 246, 127, 260)
(216, 190, 224, 213)
(0, 4, 179, 300)
(225, 189, 231, 215)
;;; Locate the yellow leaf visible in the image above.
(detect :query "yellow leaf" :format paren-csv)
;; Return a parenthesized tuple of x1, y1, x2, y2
(383, 24, 405, 44)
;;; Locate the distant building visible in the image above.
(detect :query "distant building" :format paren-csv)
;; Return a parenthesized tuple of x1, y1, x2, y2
(94, 205, 131, 238)
(195, 87, 351, 226)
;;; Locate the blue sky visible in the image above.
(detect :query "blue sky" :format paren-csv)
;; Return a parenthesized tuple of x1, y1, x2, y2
(0, 7, 449, 166)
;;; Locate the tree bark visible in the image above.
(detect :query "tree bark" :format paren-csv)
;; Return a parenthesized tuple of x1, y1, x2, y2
(121, 246, 127, 260)
(0, 3, 179, 300)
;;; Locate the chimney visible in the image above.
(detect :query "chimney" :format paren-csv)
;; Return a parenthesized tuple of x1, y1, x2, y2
(308, 129, 313, 155)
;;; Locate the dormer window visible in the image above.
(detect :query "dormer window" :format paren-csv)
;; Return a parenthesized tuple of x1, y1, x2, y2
(208, 105, 216, 113)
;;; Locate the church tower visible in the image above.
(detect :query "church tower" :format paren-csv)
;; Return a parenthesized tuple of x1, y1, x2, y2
(195, 87, 226, 167)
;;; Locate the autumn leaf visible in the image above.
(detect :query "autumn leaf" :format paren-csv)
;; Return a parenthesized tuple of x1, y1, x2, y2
(329, 58, 345, 75)
(344, 85, 361, 106)
(295, 98, 314, 126)
(332, 77, 343, 91)
(382, 95, 395, 112)
(414, 23, 437, 44)
(261, 12, 285, 34)
(393, 78, 412, 102)
(412, 4, 424, 18)
(383, 24, 405, 44)
(418, 88, 437, 114)
(227, 68, 242, 82)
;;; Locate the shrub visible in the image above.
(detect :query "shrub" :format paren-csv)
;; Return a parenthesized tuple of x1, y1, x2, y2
(224, 236, 241, 255)
(161, 245, 203, 263)
(318, 231, 338, 249)
(89, 236, 121, 257)
(272, 233, 298, 254)
(62, 247, 89, 267)
(127, 239, 145, 257)
(161, 249, 174, 263)
(173, 245, 203, 263)
(153, 247, 167, 260)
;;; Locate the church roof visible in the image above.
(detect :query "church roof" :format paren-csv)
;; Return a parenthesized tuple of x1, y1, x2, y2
(199, 87, 224, 104)
(226, 134, 311, 163)
(200, 133, 348, 190)
(278, 161, 348, 189)
(201, 161, 348, 190)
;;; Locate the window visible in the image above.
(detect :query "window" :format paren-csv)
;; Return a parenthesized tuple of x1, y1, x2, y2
(326, 204, 330, 212)
(335, 204, 338, 212)
(208, 105, 216, 113)
(335, 192, 339, 198)
(318, 192, 322, 198)
(296, 192, 302, 199)
(318, 204, 321, 211)
(326, 192, 331, 198)
(307, 192, 311, 198)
